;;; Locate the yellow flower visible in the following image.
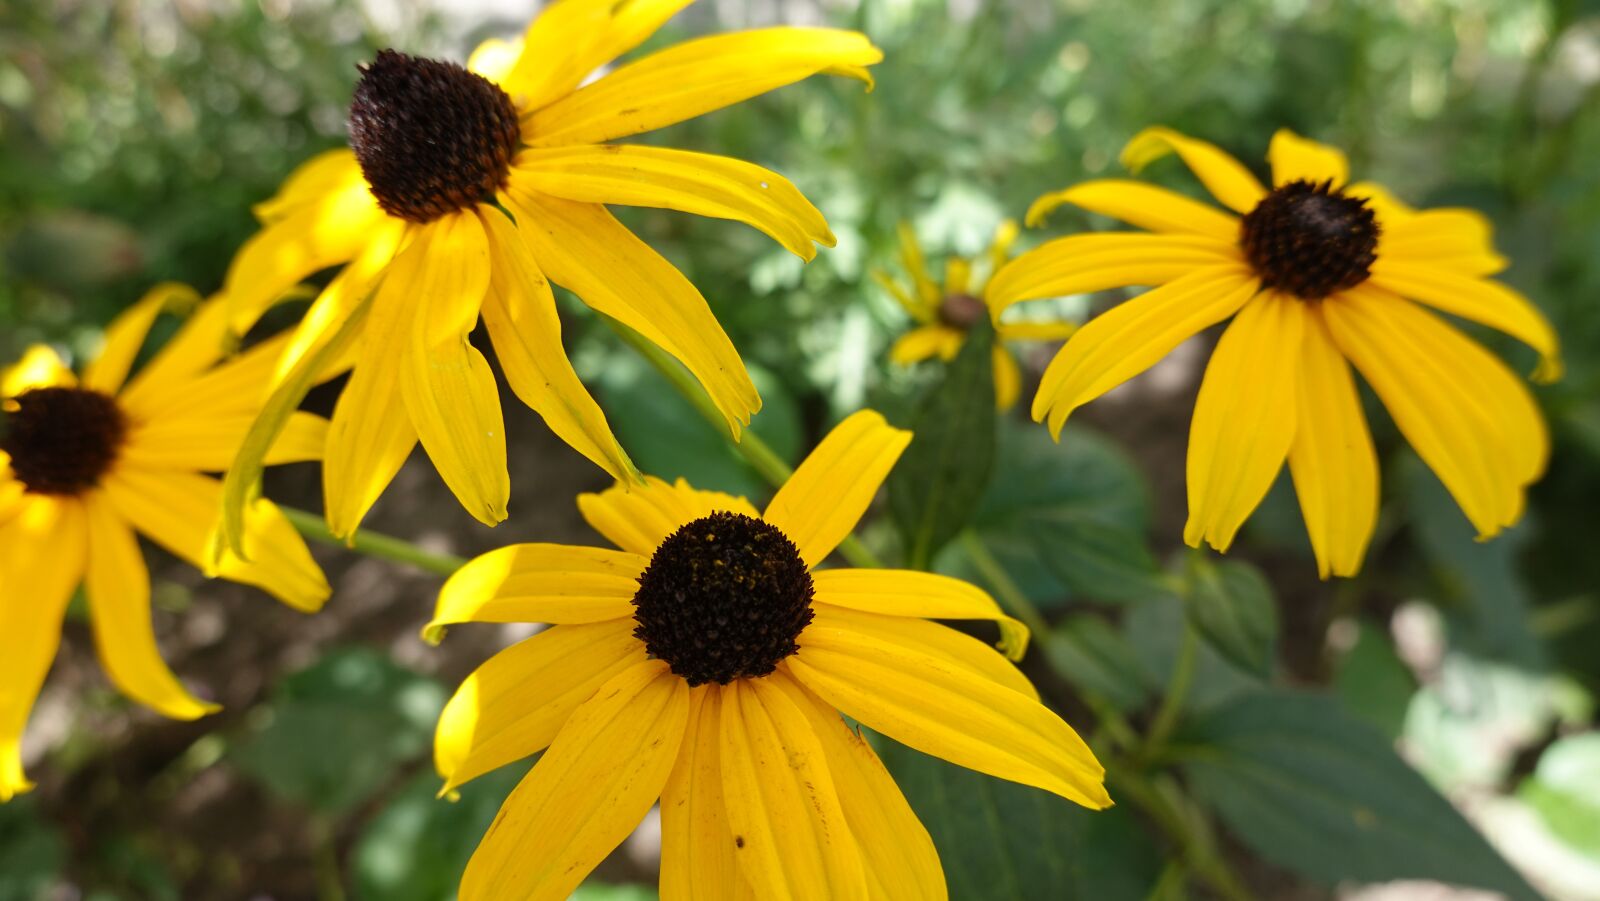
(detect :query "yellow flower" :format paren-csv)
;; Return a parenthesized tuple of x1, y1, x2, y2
(0, 286, 330, 801)
(880, 221, 1078, 409)
(224, 0, 882, 539)
(426, 410, 1108, 900)
(989, 127, 1560, 578)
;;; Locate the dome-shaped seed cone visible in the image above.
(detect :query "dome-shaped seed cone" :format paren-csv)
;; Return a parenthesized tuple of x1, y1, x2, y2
(1240, 179, 1380, 300)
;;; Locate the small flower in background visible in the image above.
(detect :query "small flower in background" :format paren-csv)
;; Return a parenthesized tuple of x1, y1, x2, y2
(879, 221, 1078, 409)
(989, 127, 1560, 579)
(425, 410, 1108, 900)
(0, 286, 330, 802)
(225, 0, 882, 539)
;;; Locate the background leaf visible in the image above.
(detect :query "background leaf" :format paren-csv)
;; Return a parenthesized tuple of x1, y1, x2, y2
(353, 765, 526, 901)
(1047, 614, 1152, 712)
(0, 798, 64, 901)
(1182, 555, 1277, 678)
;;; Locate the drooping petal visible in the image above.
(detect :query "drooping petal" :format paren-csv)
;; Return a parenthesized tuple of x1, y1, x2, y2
(889, 325, 963, 366)
(514, 146, 833, 260)
(1343, 180, 1414, 225)
(769, 674, 946, 901)
(427, 544, 644, 639)
(1287, 309, 1378, 579)
(1025, 180, 1240, 240)
(873, 269, 931, 323)
(478, 206, 636, 483)
(434, 620, 645, 794)
(104, 467, 329, 612)
(1032, 265, 1261, 438)
(983, 219, 1021, 283)
(84, 493, 218, 720)
(503, 0, 696, 113)
(1184, 293, 1303, 554)
(505, 189, 759, 436)
(526, 28, 881, 146)
(810, 568, 1029, 661)
(719, 678, 868, 901)
(660, 687, 757, 901)
(803, 605, 1035, 700)
(986, 232, 1239, 320)
(897, 221, 942, 308)
(996, 321, 1079, 342)
(1368, 262, 1561, 382)
(1120, 127, 1267, 214)
(0, 497, 84, 801)
(458, 660, 689, 901)
(992, 345, 1021, 411)
(82, 283, 201, 395)
(250, 148, 367, 223)
(764, 410, 912, 567)
(784, 616, 1108, 809)
(2, 345, 76, 397)
(1266, 129, 1349, 189)
(944, 257, 972, 297)
(577, 476, 762, 556)
(1374, 208, 1507, 276)
(120, 411, 327, 471)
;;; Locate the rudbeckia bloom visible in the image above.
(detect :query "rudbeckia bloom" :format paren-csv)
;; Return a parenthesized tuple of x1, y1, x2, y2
(880, 221, 1077, 409)
(989, 127, 1560, 578)
(426, 410, 1108, 900)
(224, 0, 881, 539)
(0, 286, 329, 800)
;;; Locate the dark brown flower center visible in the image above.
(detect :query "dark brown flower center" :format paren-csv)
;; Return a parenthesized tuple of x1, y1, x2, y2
(632, 511, 815, 686)
(1239, 180, 1380, 300)
(938, 292, 988, 330)
(2, 386, 126, 495)
(348, 49, 521, 224)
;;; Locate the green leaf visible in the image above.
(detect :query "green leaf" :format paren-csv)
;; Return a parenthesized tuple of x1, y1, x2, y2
(1046, 614, 1152, 712)
(1520, 733, 1600, 857)
(888, 318, 997, 568)
(1123, 592, 1256, 716)
(0, 797, 64, 901)
(877, 738, 1162, 901)
(1028, 515, 1169, 605)
(230, 647, 445, 816)
(354, 765, 526, 901)
(1178, 690, 1539, 899)
(1332, 621, 1416, 739)
(1182, 555, 1276, 678)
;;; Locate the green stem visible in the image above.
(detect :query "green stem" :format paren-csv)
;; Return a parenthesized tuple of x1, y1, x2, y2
(1142, 624, 1199, 759)
(605, 316, 884, 569)
(280, 506, 465, 577)
(1106, 759, 1254, 901)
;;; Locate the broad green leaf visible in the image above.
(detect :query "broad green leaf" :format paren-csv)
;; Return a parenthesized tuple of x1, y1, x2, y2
(888, 318, 997, 569)
(1332, 620, 1416, 739)
(1028, 515, 1169, 605)
(877, 738, 1161, 901)
(1177, 690, 1539, 899)
(354, 765, 525, 901)
(1123, 592, 1255, 716)
(1182, 555, 1276, 678)
(0, 797, 64, 901)
(1520, 733, 1600, 857)
(1047, 614, 1151, 712)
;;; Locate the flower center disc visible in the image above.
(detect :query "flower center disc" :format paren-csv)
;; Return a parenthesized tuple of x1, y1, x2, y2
(1239, 180, 1380, 300)
(632, 511, 815, 686)
(348, 49, 521, 224)
(2, 386, 126, 495)
(938, 292, 988, 330)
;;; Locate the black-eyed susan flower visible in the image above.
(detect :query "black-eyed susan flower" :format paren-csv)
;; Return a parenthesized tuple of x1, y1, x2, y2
(0, 286, 329, 801)
(879, 221, 1078, 409)
(224, 0, 881, 539)
(425, 410, 1108, 900)
(988, 127, 1559, 578)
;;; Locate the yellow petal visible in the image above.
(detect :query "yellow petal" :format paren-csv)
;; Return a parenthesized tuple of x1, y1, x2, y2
(719, 678, 868, 901)
(1288, 309, 1378, 579)
(1324, 286, 1543, 538)
(1378, 208, 1508, 276)
(105, 467, 329, 611)
(805, 605, 1036, 700)
(84, 493, 219, 720)
(82, 283, 201, 395)
(435, 620, 644, 795)
(992, 344, 1021, 411)
(478, 207, 637, 483)
(2, 345, 76, 397)
(527, 28, 882, 146)
(1344, 180, 1414, 224)
(1184, 293, 1303, 554)
(764, 410, 911, 567)
(810, 568, 1029, 661)
(0, 497, 84, 801)
(985, 219, 1021, 277)
(897, 221, 942, 307)
(250, 148, 367, 223)
(661, 687, 758, 901)
(785, 618, 1109, 809)
(458, 660, 688, 901)
(1121, 126, 1266, 214)
(944, 257, 972, 297)
(427, 544, 644, 640)
(889, 325, 963, 366)
(1032, 265, 1260, 437)
(505, 189, 760, 437)
(873, 269, 932, 323)
(1369, 262, 1560, 382)
(514, 146, 834, 261)
(987, 232, 1240, 320)
(1025, 180, 1240, 240)
(997, 320, 1079, 342)
(769, 673, 946, 901)
(1266, 128, 1349, 189)
(503, 0, 695, 112)
(578, 476, 762, 556)
(122, 411, 326, 471)
(466, 37, 523, 84)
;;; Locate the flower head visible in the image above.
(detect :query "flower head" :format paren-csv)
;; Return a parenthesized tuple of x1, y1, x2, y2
(988, 127, 1560, 578)
(426, 410, 1108, 900)
(880, 221, 1078, 409)
(0, 286, 330, 801)
(224, 0, 882, 540)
